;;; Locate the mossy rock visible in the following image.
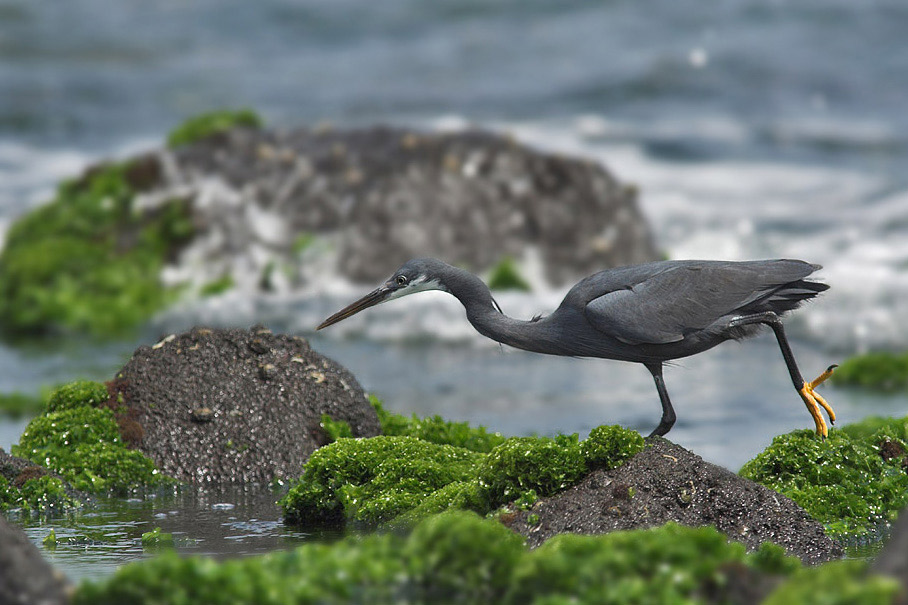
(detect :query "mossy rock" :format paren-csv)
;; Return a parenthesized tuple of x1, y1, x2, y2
(76, 512, 836, 605)
(280, 436, 485, 526)
(831, 351, 908, 392)
(282, 408, 645, 528)
(10, 380, 166, 495)
(0, 473, 78, 514)
(740, 416, 908, 538)
(0, 158, 193, 337)
(166, 109, 262, 148)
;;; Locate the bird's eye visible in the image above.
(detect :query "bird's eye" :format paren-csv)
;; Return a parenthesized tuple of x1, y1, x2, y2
(396, 275, 407, 286)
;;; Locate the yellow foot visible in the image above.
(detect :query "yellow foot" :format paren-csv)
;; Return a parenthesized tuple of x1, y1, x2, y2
(799, 364, 838, 438)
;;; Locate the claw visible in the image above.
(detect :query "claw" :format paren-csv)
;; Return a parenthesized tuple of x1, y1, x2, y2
(808, 364, 838, 390)
(798, 364, 838, 438)
(798, 384, 829, 439)
(808, 365, 837, 425)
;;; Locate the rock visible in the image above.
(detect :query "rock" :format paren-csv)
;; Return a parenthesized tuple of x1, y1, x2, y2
(872, 507, 908, 595)
(0, 448, 38, 483)
(0, 514, 70, 605)
(509, 438, 841, 565)
(164, 125, 658, 288)
(111, 326, 381, 485)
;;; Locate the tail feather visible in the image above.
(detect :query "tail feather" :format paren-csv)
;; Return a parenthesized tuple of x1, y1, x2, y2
(744, 279, 828, 315)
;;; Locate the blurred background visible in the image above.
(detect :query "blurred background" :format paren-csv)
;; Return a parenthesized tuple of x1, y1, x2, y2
(1, 0, 907, 470)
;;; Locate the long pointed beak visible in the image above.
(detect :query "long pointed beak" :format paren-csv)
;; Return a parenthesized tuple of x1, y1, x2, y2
(317, 286, 392, 330)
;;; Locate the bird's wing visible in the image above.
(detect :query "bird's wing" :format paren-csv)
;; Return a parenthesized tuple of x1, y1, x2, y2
(583, 261, 813, 345)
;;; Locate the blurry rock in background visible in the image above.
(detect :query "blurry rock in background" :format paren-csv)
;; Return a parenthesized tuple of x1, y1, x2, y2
(0, 112, 658, 338)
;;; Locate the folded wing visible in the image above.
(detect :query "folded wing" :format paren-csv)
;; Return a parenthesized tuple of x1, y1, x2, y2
(584, 260, 823, 345)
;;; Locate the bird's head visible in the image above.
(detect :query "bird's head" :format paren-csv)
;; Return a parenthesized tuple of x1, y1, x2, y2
(317, 258, 448, 330)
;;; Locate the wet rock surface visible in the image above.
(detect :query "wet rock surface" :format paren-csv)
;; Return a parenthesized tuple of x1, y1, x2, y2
(0, 514, 70, 605)
(510, 438, 841, 565)
(147, 125, 657, 288)
(113, 326, 381, 485)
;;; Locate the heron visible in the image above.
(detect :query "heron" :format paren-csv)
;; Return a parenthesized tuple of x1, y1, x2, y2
(317, 258, 836, 438)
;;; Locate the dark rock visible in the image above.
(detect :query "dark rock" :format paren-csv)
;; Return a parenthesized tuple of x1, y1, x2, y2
(0, 514, 70, 605)
(510, 438, 841, 565)
(0, 448, 36, 482)
(112, 326, 381, 485)
(872, 507, 908, 596)
(161, 125, 657, 288)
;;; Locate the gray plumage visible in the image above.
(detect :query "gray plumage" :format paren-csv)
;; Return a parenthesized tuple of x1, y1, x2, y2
(318, 257, 834, 438)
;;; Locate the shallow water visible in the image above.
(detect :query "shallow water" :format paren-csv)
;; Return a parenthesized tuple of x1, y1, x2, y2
(12, 485, 323, 582)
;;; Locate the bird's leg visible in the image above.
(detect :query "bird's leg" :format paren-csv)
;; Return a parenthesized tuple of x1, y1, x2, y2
(645, 362, 676, 438)
(728, 312, 837, 438)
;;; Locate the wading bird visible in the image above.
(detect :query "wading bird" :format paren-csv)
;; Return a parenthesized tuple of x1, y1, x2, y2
(318, 258, 836, 438)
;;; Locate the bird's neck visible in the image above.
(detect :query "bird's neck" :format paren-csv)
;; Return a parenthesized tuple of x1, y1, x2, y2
(442, 266, 549, 353)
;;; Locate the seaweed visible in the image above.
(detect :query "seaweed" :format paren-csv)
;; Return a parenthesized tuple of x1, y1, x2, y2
(740, 417, 908, 538)
(10, 381, 166, 495)
(282, 413, 646, 528)
(75, 512, 819, 605)
(280, 436, 483, 526)
(762, 559, 899, 605)
(0, 158, 193, 337)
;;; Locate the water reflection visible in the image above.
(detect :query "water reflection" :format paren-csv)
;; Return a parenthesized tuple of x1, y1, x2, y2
(15, 485, 326, 582)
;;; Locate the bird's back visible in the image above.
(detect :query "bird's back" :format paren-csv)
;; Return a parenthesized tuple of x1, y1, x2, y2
(549, 259, 827, 362)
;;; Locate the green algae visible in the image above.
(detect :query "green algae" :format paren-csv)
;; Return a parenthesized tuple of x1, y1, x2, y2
(11, 381, 166, 495)
(393, 480, 488, 526)
(0, 158, 193, 337)
(763, 559, 900, 605)
(478, 435, 587, 506)
(487, 256, 532, 292)
(740, 416, 908, 538)
(76, 511, 821, 605)
(508, 523, 798, 605)
(371, 395, 506, 452)
(0, 474, 78, 514)
(166, 108, 262, 148)
(831, 351, 908, 392)
(42, 528, 57, 548)
(46, 380, 109, 413)
(581, 424, 646, 470)
(407, 510, 525, 602)
(283, 413, 646, 528)
(281, 436, 484, 526)
(141, 527, 175, 549)
(318, 414, 353, 442)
